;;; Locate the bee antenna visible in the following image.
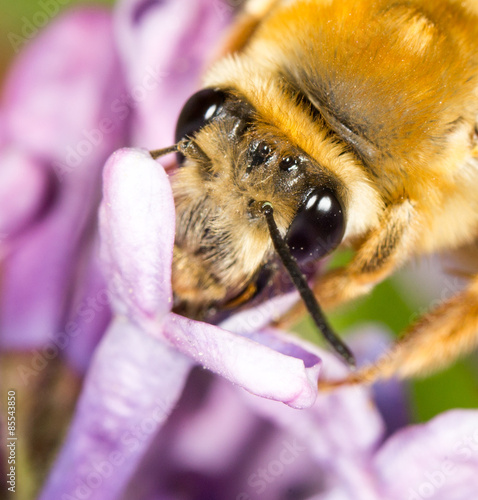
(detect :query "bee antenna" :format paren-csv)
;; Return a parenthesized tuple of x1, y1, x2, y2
(149, 144, 180, 159)
(261, 202, 356, 368)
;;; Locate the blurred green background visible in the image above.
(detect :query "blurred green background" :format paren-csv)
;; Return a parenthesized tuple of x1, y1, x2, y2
(0, 0, 115, 78)
(1, 0, 477, 424)
(311, 261, 478, 422)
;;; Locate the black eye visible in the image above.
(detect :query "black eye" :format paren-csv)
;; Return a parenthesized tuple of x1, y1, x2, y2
(250, 141, 271, 168)
(287, 188, 345, 263)
(175, 88, 226, 144)
(279, 155, 299, 172)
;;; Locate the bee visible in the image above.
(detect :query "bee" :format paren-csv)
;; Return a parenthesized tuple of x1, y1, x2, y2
(151, 0, 478, 382)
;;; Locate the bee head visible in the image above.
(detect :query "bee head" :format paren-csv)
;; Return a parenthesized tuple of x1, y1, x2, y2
(172, 87, 346, 266)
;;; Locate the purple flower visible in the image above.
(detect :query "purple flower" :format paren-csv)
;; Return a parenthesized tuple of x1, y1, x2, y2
(2, 1, 478, 499)
(38, 146, 324, 499)
(39, 146, 478, 500)
(0, 7, 125, 365)
(0, 0, 232, 370)
(99, 147, 320, 409)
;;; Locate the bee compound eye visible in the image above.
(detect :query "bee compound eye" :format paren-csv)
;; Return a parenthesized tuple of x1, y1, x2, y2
(287, 188, 345, 263)
(175, 88, 227, 144)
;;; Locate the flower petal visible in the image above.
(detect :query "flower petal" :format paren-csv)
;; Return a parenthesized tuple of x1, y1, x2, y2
(63, 238, 112, 374)
(348, 324, 410, 436)
(374, 409, 478, 500)
(99, 148, 175, 320)
(122, 371, 324, 499)
(0, 174, 99, 349)
(114, 0, 233, 148)
(0, 8, 128, 351)
(236, 347, 385, 500)
(39, 317, 193, 500)
(0, 147, 49, 240)
(168, 373, 262, 474)
(219, 292, 300, 336)
(153, 313, 321, 409)
(3, 8, 126, 161)
(240, 358, 384, 462)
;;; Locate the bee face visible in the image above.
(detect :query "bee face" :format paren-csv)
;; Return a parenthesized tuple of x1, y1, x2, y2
(171, 87, 349, 315)
(163, 0, 478, 375)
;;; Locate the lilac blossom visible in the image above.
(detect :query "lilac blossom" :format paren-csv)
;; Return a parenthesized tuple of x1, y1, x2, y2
(39, 146, 478, 500)
(1, 1, 478, 499)
(0, 7, 125, 365)
(38, 146, 324, 499)
(0, 0, 233, 370)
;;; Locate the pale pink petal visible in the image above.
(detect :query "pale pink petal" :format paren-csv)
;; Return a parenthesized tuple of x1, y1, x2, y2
(374, 409, 478, 500)
(114, 0, 233, 148)
(3, 8, 126, 162)
(39, 317, 193, 500)
(99, 148, 175, 320)
(219, 292, 300, 335)
(0, 8, 128, 350)
(63, 238, 112, 374)
(153, 314, 321, 409)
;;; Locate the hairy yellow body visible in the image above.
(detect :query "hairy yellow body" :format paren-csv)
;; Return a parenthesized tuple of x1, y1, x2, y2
(168, 0, 478, 382)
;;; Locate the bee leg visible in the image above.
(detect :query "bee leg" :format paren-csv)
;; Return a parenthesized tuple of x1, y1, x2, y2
(321, 278, 478, 388)
(314, 200, 415, 309)
(276, 200, 414, 332)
